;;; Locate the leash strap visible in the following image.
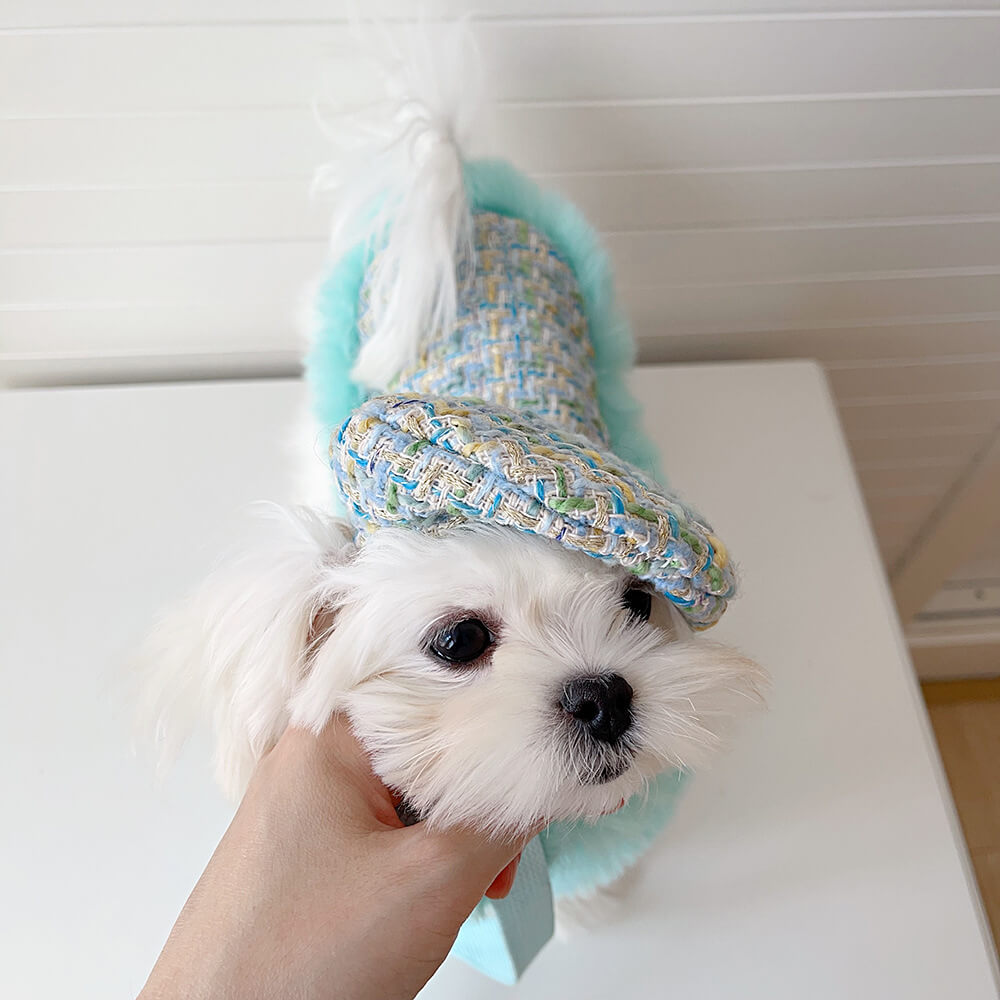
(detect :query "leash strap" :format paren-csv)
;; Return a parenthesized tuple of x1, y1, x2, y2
(450, 836, 554, 984)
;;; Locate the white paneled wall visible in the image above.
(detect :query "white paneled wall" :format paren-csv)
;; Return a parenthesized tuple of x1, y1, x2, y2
(3, 2, 1000, 612)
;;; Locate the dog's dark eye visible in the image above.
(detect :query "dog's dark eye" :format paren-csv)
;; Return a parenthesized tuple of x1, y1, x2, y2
(430, 618, 493, 664)
(621, 587, 652, 623)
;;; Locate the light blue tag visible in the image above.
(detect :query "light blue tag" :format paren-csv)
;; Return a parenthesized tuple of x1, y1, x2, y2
(450, 837, 554, 984)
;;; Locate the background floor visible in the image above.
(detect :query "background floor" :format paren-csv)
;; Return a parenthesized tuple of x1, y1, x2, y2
(924, 678, 1000, 949)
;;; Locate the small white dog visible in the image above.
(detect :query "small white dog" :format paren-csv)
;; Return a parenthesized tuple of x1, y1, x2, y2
(143, 26, 762, 859)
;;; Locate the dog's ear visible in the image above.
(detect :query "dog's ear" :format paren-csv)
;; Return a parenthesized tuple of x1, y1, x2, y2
(138, 505, 357, 799)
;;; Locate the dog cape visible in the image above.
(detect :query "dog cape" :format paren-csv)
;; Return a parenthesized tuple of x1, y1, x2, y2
(306, 158, 733, 981)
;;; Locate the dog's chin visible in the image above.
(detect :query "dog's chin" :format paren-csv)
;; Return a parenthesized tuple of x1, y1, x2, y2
(569, 738, 637, 788)
(398, 776, 637, 830)
(584, 756, 632, 785)
(391, 747, 644, 831)
(557, 759, 648, 824)
(571, 744, 636, 786)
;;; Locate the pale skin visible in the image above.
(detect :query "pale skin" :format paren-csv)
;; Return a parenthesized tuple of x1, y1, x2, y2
(139, 719, 535, 1000)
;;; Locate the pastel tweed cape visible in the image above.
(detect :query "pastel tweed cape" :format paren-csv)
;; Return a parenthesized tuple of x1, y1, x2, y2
(310, 159, 736, 630)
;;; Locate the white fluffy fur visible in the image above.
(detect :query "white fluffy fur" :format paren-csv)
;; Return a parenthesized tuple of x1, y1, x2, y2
(311, 20, 480, 389)
(140, 505, 356, 794)
(144, 515, 762, 835)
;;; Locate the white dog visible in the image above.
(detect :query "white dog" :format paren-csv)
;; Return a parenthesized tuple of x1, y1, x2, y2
(142, 26, 763, 851)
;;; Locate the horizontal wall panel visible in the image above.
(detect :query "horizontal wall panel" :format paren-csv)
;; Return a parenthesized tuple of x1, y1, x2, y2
(12, 162, 1000, 248)
(493, 97, 1000, 174)
(839, 394, 1000, 438)
(0, 243, 322, 306)
(0, 112, 324, 187)
(9, 220, 1000, 306)
(6, 18, 1000, 115)
(629, 272, 1000, 337)
(951, 566, 1000, 588)
(829, 358, 1000, 400)
(0, 302, 297, 357)
(952, 545, 1000, 583)
(637, 319, 1000, 366)
(7, 97, 1000, 186)
(847, 428, 993, 466)
(866, 491, 945, 527)
(0, 182, 323, 248)
(554, 162, 1000, 232)
(604, 219, 1000, 286)
(856, 461, 965, 497)
(6, 3, 1000, 29)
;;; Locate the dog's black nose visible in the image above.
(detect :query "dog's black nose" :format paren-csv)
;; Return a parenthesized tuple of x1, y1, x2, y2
(560, 673, 633, 743)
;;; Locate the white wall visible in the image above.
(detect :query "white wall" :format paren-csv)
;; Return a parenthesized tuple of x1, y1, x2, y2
(3, 1, 1000, 603)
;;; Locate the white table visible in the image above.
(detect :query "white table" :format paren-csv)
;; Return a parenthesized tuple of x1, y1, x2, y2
(3, 362, 997, 998)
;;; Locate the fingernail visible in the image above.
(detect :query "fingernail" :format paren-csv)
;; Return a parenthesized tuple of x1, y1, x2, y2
(485, 854, 521, 900)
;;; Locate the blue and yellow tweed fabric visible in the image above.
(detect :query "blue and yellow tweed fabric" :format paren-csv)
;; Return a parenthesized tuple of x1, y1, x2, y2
(363, 212, 609, 448)
(333, 210, 735, 629)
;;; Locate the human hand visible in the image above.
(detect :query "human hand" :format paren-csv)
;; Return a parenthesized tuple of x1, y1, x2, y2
(138, 718, 536, 1000)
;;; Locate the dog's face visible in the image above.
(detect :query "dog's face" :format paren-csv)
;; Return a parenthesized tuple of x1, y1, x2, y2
(291, 522, 761, 835)
(145, 510, 761, 837)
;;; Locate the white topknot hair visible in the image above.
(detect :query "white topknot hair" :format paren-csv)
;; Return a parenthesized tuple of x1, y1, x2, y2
(311, 19, 483, 390)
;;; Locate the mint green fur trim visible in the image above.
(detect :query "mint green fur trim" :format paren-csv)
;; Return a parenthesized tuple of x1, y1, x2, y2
(304, 243, 370, 515)
(464, 159, 665, 483)
(541, 769, 687, 899)
(466, 768, 687, 919)
(303, 158, 666, 489)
